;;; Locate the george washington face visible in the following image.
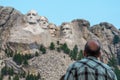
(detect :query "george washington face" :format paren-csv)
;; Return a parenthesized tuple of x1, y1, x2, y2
(26, 10, 39, 24)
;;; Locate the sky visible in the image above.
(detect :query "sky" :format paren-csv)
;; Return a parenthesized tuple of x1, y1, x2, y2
(0, 0, 120, 29)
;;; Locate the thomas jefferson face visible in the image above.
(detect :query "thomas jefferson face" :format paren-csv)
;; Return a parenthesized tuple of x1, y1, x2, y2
(26, 10, 38, 24)
(39, 16, 48, 29)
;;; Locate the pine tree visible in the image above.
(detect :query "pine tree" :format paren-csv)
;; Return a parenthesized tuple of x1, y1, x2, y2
(26, 74, 39, 80)
(35, 52, 39, 56)
(42, 48, 46, 54)
(0, 75, 3, 80)
(108, 55, 117, 67)
(77, 50, 84, 60)
(24, 54, 32, 60)
(23, 58, 28, 66)
(107, 55, 120, 79)
(72, 45, 78, 60)
(40, 44, 44, 51)
(37, 72, 41, 79)
(49, 42, 55, 50)
(60, 43, 70, 54)
(64, 48, 70, 54)
(114, 67, 120, 80)
(13, 53, 23, 65)
(1, 66, 7, 75)
(73, 45, 78, 54)
(8, 67, 14, 76)
(39, 44, 46, 54)
(70, 50, 74, 60)
(60, 43, 67, 50)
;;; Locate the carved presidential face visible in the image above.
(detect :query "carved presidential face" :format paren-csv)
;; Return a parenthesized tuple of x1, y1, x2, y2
(61, 24, 72, 38)
(26, 10, 38, 24)
(39, 16, 48, 29)
(61, 24, 72, 37)
(48, 24, 56, 36)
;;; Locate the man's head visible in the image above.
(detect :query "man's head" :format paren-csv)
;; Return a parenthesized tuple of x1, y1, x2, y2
(26, 10, 39, 24)
(48, 23, 57, 37)
(39, 16, 48, 29)
(84, 40, 101, 57)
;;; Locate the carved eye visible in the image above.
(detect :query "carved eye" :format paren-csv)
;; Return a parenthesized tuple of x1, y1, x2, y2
(50, 28, 53, 29)
(27, 13, 31, 16)
(43, 22, 46, 24)
(32, 13, 36, 16)
(66, 28, 70, 30)
(102, 28, 104, 31)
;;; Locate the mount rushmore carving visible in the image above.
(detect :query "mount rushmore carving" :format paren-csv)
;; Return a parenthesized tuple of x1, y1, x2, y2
(0, 6, 120, 80)
(0, 6, 120, 62)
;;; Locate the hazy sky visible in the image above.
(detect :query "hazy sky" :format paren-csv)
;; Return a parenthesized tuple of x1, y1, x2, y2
(1, 0, 120, 29)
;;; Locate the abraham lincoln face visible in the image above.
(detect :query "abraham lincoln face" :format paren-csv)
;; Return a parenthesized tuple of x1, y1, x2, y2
(61, 24, 72, 38)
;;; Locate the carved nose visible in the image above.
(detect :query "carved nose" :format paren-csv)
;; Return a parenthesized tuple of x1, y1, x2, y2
(63, 31, 66, 34)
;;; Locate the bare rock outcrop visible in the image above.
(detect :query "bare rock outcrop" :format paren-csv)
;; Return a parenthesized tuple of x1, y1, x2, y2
(0, 6, 22, 50)
(90, 22, 120, 63)
(4, 58, 24, 74)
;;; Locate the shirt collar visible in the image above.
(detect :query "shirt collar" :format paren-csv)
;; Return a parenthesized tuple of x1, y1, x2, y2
(87, 56, 98, 60)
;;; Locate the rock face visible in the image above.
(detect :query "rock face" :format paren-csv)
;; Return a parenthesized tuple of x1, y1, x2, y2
(0, 6, 22, 49)
(0, 8, 52, 54)
(4, 58, 24, 74)
(0, 6, 120, 80)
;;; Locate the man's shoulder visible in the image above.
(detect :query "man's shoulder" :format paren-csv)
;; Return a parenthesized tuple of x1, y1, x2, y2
(68, 57, 112, 70)
(73, 58, 112, 70)
(69, 58, 88, 68)
(99, 61, 112, 70)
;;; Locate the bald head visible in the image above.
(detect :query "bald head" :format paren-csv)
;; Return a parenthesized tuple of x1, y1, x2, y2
(84, 40, 101, 57)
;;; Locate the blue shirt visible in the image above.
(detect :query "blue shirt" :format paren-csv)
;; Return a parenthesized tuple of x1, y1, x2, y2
(64, 56, 117, 80)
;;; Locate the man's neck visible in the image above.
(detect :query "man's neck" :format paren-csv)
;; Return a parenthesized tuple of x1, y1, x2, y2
(87, 56, 98, 60)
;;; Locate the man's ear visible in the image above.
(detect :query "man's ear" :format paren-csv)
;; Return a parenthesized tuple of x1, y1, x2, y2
(97, 51, 101, 57)
(84, 51, 87, 57)
(97, 51, 102, 60)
